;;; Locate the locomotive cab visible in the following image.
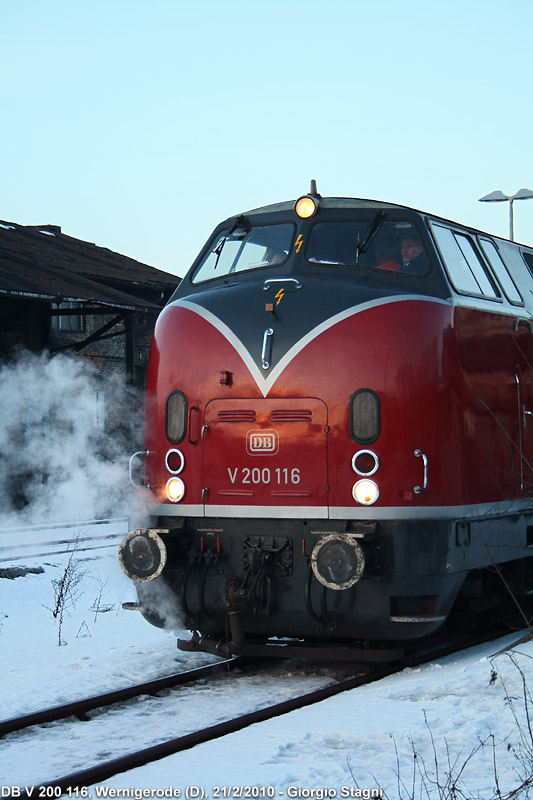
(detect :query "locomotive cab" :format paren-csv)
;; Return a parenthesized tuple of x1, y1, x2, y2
(119, 186, 533, 660)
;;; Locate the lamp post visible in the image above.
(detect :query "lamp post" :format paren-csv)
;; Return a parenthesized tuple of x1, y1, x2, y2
(479, 188, 533, 241)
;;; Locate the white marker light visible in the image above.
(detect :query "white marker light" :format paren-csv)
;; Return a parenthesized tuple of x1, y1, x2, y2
(353, 479, 379, 506)
(166, 448, 185, 474)
(166, 476, 185, 503)
(352, 449, 379, 477)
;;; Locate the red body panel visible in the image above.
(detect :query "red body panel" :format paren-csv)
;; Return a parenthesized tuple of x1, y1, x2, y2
(454, 307, 533, 501)
(143, 298, 500, 515)
(203, 397, 328, 509)
(144, 298, 533, 515)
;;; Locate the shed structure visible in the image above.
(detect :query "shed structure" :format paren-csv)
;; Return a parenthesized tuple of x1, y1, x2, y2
(0, 219, 181, 452)
(0, 219, 180, 381)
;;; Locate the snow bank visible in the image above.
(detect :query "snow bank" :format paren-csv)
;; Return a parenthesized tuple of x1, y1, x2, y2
(1, 542, 532, 797)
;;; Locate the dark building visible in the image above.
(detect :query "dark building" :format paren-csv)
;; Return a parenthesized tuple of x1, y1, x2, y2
(0, 219, 180, 379)
(0, 219, 181, 452)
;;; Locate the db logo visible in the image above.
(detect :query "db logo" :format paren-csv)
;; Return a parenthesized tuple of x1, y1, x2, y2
(246, 429, 279, 455)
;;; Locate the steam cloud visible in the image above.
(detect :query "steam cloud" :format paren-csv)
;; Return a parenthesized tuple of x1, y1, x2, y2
(0, 350, 145, 526)
(0, 350, 187, 633)
(137, 578, 186, 630)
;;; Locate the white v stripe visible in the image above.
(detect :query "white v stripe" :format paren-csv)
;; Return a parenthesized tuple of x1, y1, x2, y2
(174, 296, 451, 398)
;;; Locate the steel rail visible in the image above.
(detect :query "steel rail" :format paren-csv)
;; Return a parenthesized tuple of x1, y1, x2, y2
(1, 541, 123, 563)
(0, 658, 241, 737)
(18, 663, 394, 796)
(0, 534, 122, 553)
(0, 517, 128, 534)
(0, 517, 128, 562)
(13, 625, 522, 796)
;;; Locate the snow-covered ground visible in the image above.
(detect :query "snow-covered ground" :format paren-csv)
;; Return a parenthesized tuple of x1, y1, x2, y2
(1, 525, 533, 799)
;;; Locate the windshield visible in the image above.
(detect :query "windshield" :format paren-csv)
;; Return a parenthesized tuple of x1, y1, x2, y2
(306, 220, 428, 276)
(192, 222, 294, 284)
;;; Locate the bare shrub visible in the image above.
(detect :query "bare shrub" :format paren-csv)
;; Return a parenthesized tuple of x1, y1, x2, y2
(89, 577, 115, 622)
(348, 653, 533, 799)
(45, 542, 86, 645)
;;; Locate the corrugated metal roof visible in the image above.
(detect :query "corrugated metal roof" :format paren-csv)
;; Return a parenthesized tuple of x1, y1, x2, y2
(0, 221, 180, 310)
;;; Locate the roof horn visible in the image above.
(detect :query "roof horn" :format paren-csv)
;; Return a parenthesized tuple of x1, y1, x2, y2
(309, 179, 321, 198)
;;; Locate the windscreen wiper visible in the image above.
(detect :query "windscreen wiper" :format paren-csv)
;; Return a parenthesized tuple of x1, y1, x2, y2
(355, 211, 385, 264)
(212, 215, 250, 270)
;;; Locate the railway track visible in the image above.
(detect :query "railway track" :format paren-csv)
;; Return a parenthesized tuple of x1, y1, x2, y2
(0, 517, 128, 562)
(0, 658, 241, 737)
(13, 662, 389, 796)
(5, 625, 519, 796)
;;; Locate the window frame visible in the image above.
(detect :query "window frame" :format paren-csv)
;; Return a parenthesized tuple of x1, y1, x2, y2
(190, 221, 296, 285)
(429, 223, 502, 302)
(477, 236, 523, 306)
(520, 250, 533, 278)
(303, 216, 430, 277)
(51, 301, 85, 332)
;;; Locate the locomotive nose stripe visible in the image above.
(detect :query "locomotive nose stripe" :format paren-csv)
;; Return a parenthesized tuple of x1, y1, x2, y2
(174, 296, 451, 397)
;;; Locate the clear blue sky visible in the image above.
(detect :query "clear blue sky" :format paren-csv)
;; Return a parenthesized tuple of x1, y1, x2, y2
(2, 0, 532, 277)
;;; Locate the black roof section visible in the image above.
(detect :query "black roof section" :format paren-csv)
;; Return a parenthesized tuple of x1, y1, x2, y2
(0, 220, 180, 310)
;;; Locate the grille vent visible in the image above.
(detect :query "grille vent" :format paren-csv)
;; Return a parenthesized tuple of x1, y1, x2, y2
(217, 410, 256, 423)
(216, 408, 314, 424)
(351, 390, 380, 443)
(270, 409, 313, 423)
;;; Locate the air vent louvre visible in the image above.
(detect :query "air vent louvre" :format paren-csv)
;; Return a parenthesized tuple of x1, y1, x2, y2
(270, 409, 312, 423)
(217, 410, 256, 423)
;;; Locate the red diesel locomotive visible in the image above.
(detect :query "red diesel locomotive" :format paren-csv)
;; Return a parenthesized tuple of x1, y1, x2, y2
(119, 184, 533, 660)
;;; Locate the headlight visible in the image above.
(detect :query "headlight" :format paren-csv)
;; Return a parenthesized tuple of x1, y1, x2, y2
(353, 479, 379, 506)
(311, 534, 365, 590)
(294, 195, 319, 219)
(118, 529, 167, 583)
(166, 476, 185, 503)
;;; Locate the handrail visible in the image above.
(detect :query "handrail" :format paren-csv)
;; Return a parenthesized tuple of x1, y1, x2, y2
(261, 328, 274, 370)
(514, 317, 533, 334)
(263, 277, 302, 291)
(413, 449, 428, 494)
(128, 450, 149, 488)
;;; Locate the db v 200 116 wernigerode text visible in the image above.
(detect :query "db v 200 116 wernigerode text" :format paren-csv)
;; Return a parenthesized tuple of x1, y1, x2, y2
(1, 786, 384, 799)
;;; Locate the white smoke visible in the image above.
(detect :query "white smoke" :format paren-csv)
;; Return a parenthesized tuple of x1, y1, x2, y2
(0, 350, 146, 526)
(137, 577, 186, 631)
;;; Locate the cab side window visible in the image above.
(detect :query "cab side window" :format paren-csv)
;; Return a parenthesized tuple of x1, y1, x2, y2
(431, 224, 499, 299)
(478, 238, 523, 304)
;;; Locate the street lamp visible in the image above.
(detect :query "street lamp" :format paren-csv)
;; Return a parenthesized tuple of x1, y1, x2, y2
(479, 188, 533, 241)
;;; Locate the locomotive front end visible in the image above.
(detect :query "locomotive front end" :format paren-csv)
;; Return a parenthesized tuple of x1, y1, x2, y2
(119, 187, 533, 660)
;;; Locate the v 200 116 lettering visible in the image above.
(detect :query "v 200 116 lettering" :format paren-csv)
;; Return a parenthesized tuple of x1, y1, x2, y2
(227, 467, 301, 485)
